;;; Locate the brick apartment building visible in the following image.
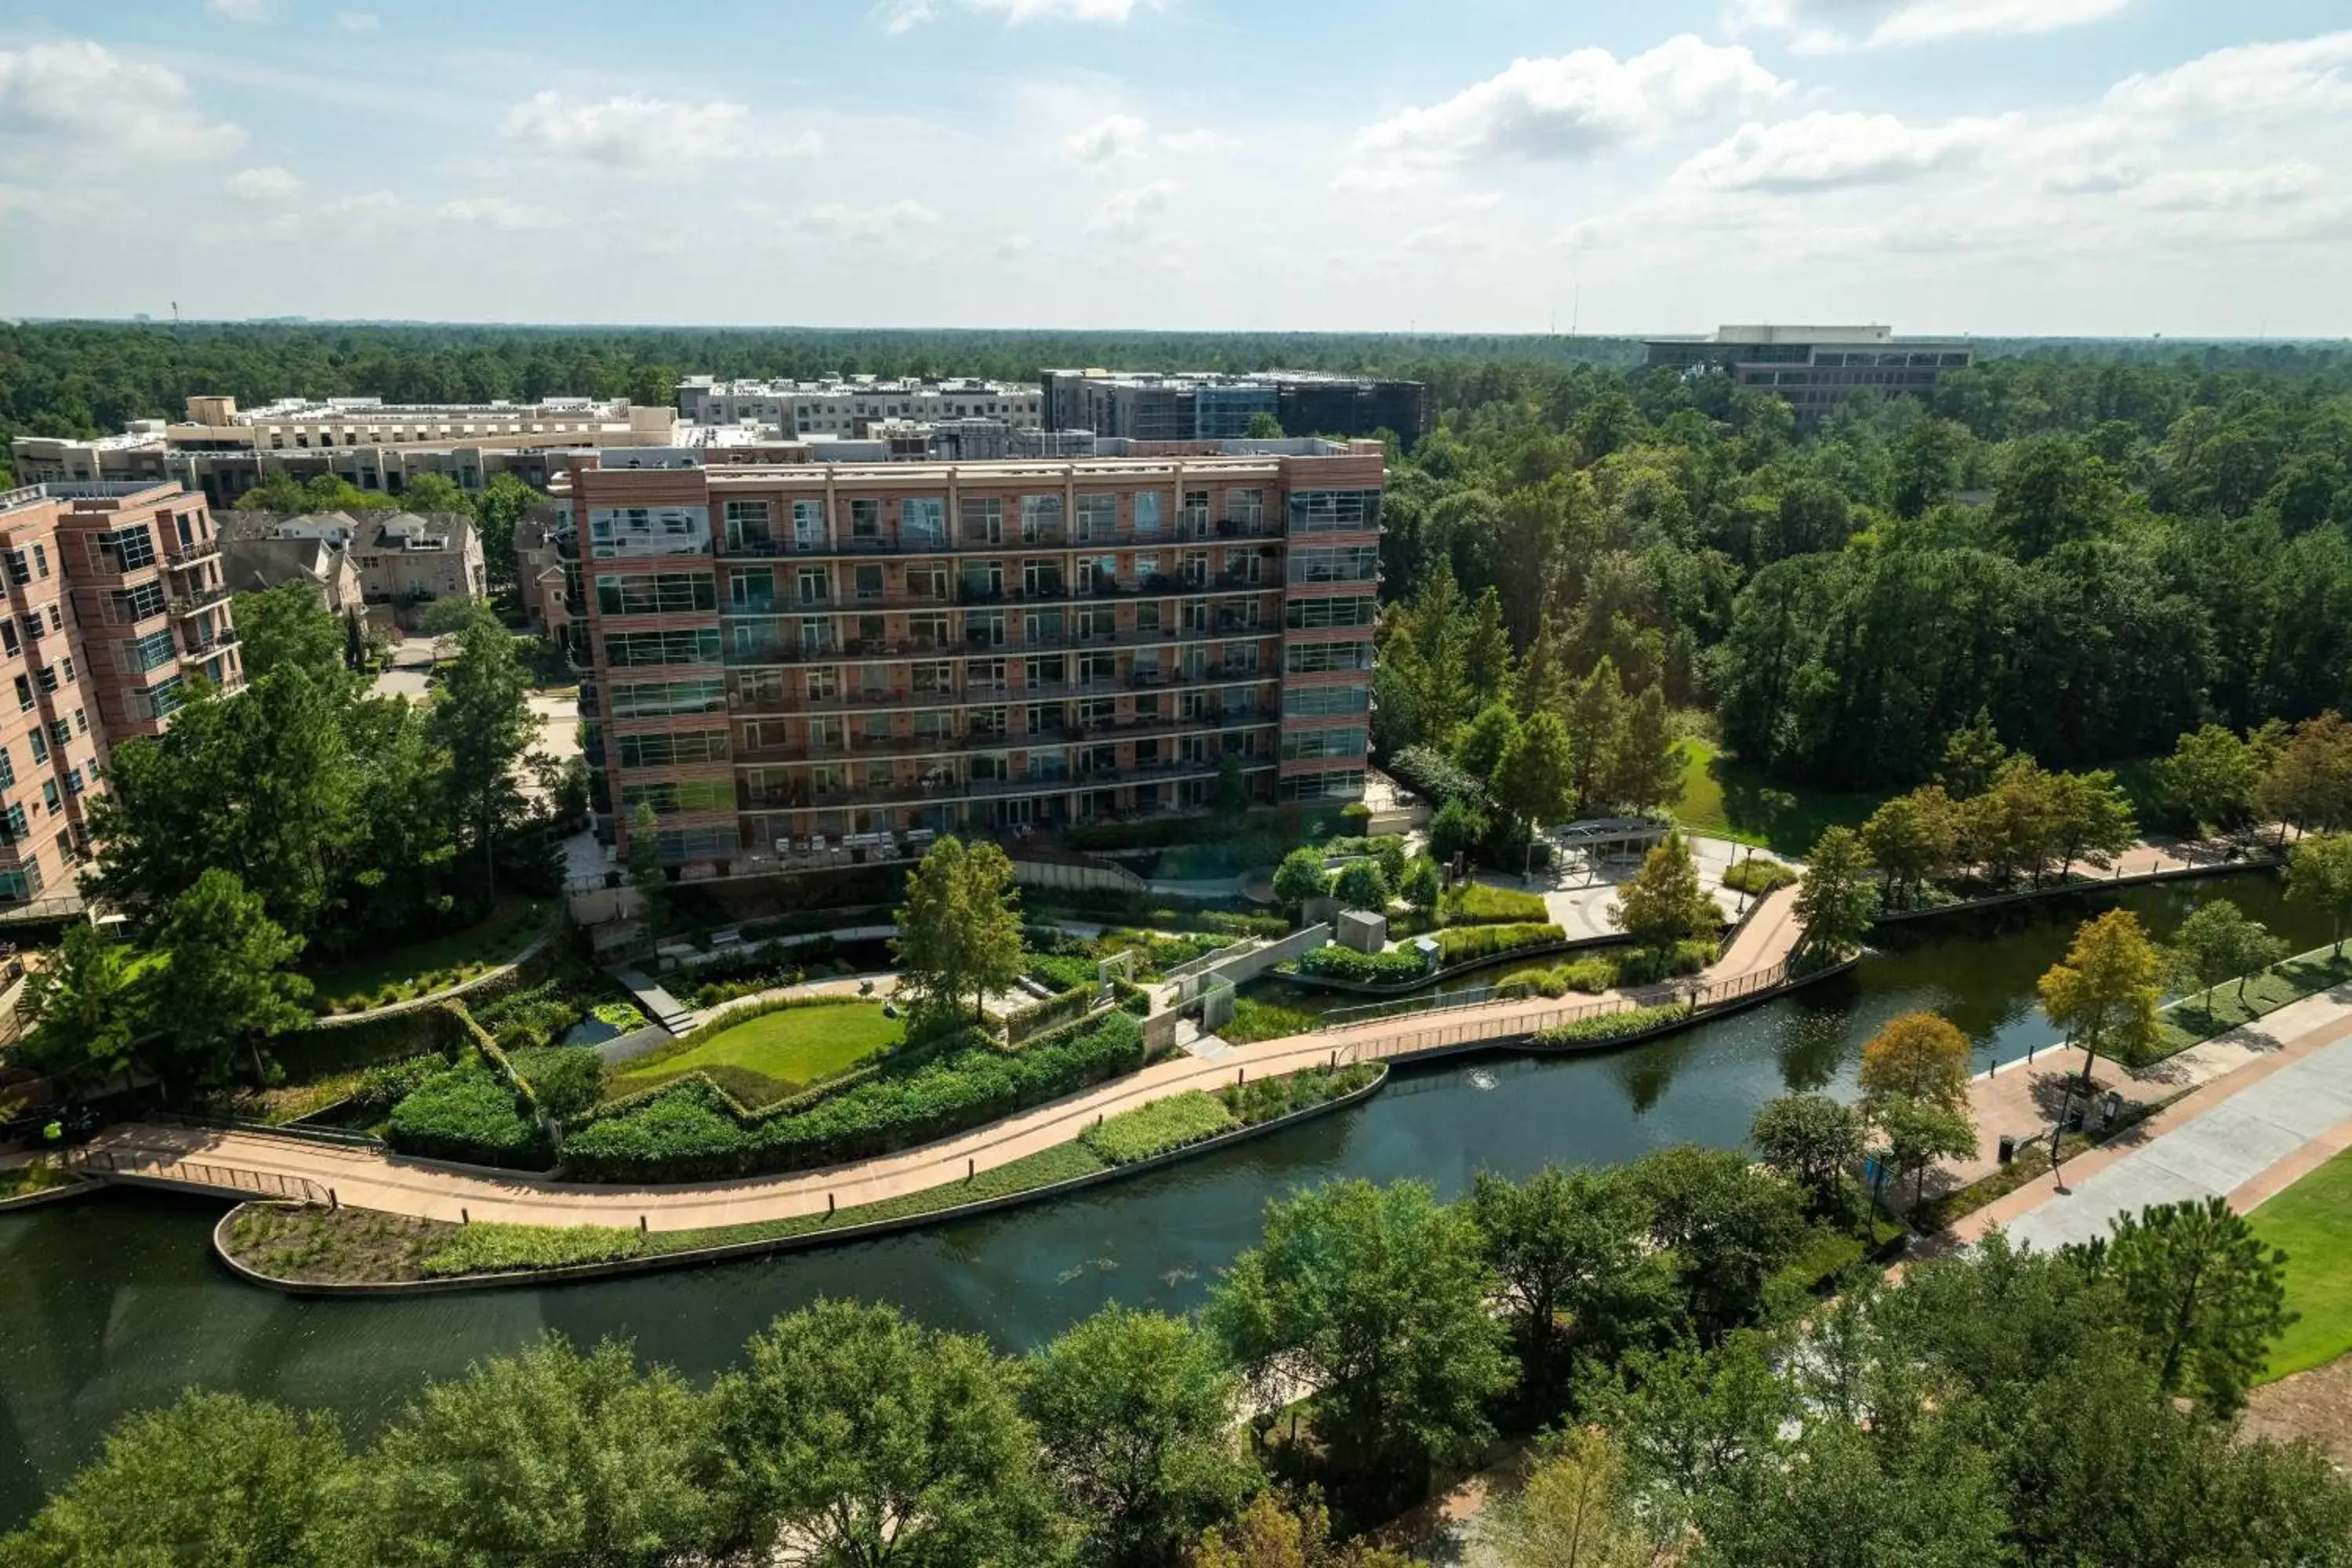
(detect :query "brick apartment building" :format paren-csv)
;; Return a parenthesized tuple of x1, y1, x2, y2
(557, 439, 1383, 867)
(0, 481, 242, 913)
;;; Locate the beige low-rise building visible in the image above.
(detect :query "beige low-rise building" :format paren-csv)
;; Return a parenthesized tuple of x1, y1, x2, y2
(222, 534, 367, 615)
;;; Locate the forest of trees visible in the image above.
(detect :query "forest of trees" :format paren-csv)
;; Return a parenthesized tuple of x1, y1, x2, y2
(1376, 349, 2352, 789)
(6, 322, 2351, 799)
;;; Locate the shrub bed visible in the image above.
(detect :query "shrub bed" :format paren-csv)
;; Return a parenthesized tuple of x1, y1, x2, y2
(1434, 922, 1566, 967)
(1082, 1091, 1237, 1164)
(1294, 946, 1428, 985)
(1441, 883, 1551, 925)
(1220, 1062, 1381, 1123)
(1220, 996, 1321, 1045)
(1026, 952, 1102, 992)
(1722, 858, 1799, 895)
(561, 1011, 1148, 1181)
(385, 1064, 551, 1169)
(1494, 956, 1621, 1000)
(1387, 745, 1487, 808)
(1528, 1003, 1692, 1048)
(1005, 985, 1098, 1045)
(1613, 940, 1719, 988)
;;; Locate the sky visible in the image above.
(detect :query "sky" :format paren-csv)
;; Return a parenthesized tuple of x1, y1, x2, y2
(1, 0, 2348, 336)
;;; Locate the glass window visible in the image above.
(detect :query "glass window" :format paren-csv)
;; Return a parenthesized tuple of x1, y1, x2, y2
(1075, 494, 1116, 539)
(1134, 492, 1164, 535)
(1020, 494, 1065, 543)
(604, 629, 721, 667)
(609, 677, 728, 718)
(595, 573, 717, 615)
(902, 497, 946, 546)
(617, 730, 730, 767)
(1284, 594, 1379, 630)
(1287, 546, 1379, 585)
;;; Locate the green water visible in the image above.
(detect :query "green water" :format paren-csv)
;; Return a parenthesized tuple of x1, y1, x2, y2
(0, 870, 2328, 1528)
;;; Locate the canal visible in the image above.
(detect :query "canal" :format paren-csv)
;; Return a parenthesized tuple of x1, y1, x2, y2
(0, 868, 2325, 1526)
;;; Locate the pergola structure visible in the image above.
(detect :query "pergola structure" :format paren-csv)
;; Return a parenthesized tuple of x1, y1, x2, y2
(1552, 817, 1673, 861)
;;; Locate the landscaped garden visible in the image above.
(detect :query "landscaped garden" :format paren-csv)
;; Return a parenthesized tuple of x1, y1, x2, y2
(2249, 1146, 2352, 1380)
(604, 998, 903, 1109)
(304, 898, 551, 1014)
(1672, 737, 1889, 855)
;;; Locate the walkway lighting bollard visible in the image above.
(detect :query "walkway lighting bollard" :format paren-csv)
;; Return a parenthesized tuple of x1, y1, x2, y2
(329, 1188, 339, 1210)
(639, 1214, 647, 1234)
(461, 1207, 470, 1225)
(828, 1192, 836, 1214)
(967, 1157, 975, 1181)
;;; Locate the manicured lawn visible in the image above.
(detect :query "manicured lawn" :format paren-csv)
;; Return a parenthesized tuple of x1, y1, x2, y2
(1671, 738, 1890, 855)
(2250, 1147, 2352, 1381)
(608, 1000, 902, 1105)
(2147, 946, 2352, 1063)
(305, 898, 549, 1013)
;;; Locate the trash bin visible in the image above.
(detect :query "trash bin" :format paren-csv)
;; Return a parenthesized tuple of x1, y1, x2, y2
(1997, 1134, 2016, 1165)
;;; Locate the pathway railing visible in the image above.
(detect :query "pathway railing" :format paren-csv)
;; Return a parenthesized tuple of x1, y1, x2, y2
(148, 1109, 386, 1150)
(1334, 995, 1640, 1065)
(69, 1147, 333, 1207)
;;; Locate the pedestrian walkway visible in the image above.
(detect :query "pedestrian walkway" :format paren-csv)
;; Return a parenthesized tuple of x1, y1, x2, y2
(1945, 983, 2352, 1250)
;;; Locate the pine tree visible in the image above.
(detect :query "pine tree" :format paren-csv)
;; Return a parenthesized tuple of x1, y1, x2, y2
(1567, 656, 1628, 818)
(1461, 586, 1517, 709)
(1613, 831, 1715, 952)
(1605, 685, 1684, 814)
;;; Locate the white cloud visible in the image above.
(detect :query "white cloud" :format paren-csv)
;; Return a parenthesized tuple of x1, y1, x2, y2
(876, 0, 938, 32)
(321, 190, 401, 226)
(1401, 222, 1486, 251)
(1088, 178, 1177, 238)
(996, 233, 1034, 258)
(339, 12, 381, 31)
(440, 195, 566, 231)
(205, 0, 270, 20)
(1064, 113, 1149, 165)
(1674, 111, 2017, 191)
(503, 91, 818, 172)
(2103, 31, 2352, 123)
(1156, 128, 1242, 156)
(0, 42, 245, 164)
(227, 165, 303, 203)
(802, 199, 942, 241)
(1356, 35, 1783, 165)
(1729, 0, 2129, 52)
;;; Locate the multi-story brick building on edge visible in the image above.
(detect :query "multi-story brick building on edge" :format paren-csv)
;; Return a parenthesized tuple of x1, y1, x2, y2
(0, 481, 242, 913)
(557, 438, 1382, 867)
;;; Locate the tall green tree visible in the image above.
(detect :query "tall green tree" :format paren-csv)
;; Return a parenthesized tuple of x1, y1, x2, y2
(362, 1337, 715, 1567)
(1748, 1094, 1867, 1219)
(1603, 684, 1683, 814)
(2085, 1196, 2294, 1417)
(474, 472, 540, 591)
(401, 471, 475, 517)
(1024, 1306, 1257, 1568)
(2038, 909, 2165, 1089)
(1207, 1179, 1513, 1510)
(1628, 1145, 1806, 1342)
(145, 869, 313, 1091)
(707, 1299, 1063, 1567)
(1565, 657, 1627, 818)
(2158, 724, 2265, 835)
(1935, 708, 2009, 800)
(1871, 1092, 1978, 1210)
(1461, 586, 1516, 707)
(1453, 700, 1522, 783)
(1491, 710, 1575, 834)
(1482, 1428, 1665, 1568)
(426, 603, 536, 895)
(2046, 768, 2137, 878)
(1860, 786, 1961, 907)
(2168, 898, 2289, 1004)
(16, 924, 148, 1091)
(1469, 1167, 1673, 1399)
(0, 1390, 357, 1567)
(233, 582, 357, 690)
(2287, 831, 2352, 953)
(1791, 826, 1878, 964)
(1612, 831, 1717, 954)
(892, 835, 1026, 1024)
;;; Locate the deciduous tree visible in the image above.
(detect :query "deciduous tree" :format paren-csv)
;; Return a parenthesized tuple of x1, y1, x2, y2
(1469, 1167, 1672, 1397)
(1749, 1094, 1866, 1218)
(16, 924, 148, 1091)
(1272, 847, 1333, 913)
(1871, 1092, 1978, 1210)
(1628, 1145, 1806, 1342)
(1024, 1306, 1256, 1568)
(1791, 826, 1878, 964)
(707, 1299, 1062, 1566)
(2167, 898, 2288, 1004)
(1856, 1011, 1973, 1117)
(1483, 1427, 1668, 1568)
(1207, 1179, 1513, 1509)
(2038, 909, 2164, 1089)
(893, 835, 1026, 1024)
(2287, 831, 2352, 954)
(1860, 786, 1961, 908)
(2158, 724, 2264, 836)
(1333, 858, 1390, 915)
(1492, 710, 1576, 834)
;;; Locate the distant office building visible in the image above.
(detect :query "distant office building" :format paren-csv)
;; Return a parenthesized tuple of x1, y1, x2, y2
(0, 481, 244, 914)
(675, 377, 1043, 435)
(12, 395, 685, 508)
(555, 437, 1384, 870)
(1039, 371, 1431, 446)
(1642, 325, 1973, 424)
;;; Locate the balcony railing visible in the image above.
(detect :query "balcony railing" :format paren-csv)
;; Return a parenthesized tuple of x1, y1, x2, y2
(169, 583, 233, 616)
(737, 759, 1231, 814)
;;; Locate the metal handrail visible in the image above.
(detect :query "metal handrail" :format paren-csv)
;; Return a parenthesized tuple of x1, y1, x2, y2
(70, 1146, 333, 1206)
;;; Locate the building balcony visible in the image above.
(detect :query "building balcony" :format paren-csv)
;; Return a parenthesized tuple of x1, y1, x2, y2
(737, 759, 1233, 815)
(169, 583, 234, 617)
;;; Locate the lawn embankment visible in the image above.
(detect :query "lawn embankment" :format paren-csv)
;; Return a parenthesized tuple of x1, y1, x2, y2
(605, 998, 902, 1108)
(304, 898, 549, 1014)
(2249, 1147, 2352, 1381)
(1672, 738, 1888, 855)
(2143, 946, 2352, 1065)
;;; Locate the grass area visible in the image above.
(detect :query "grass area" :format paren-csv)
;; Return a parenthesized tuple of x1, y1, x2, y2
(1672, 738, 1889, 855)
(305, 898, 549, 1014)
(605, 999, 901, 1107)
(2249, 1148, 2352, 1381)
(1442, 883, 1552, 925)
(1082, 1091, 1236, 1164)
(1221, 996, 1322, 1045)
(2146, 946, 2352, 1063)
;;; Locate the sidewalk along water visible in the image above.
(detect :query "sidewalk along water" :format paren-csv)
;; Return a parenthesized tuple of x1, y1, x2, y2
(0, 868, 2324, 1529)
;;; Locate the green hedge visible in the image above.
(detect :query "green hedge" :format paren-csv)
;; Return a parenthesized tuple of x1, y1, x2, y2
(385, 1064, 552, 1169)
(1082, 1091, 1236, 1164)
(561, 1011, 1149, 1181)
(1434, 922, 1565, 967)
(1440, 883, 1551, 924)
(1005, 985, 1098, 1045)
(342, 1054, 445, 1116)
(272, 1004, 467, 1083)
(1494, 956, 1620, 1000)
(1026, 952, 1101, 991)
(1294, 945, 1429, 984)
(1528, 1003, 1690, 1048)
